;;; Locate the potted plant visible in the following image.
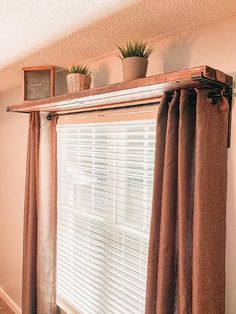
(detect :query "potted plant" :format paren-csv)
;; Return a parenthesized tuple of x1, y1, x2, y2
(66, 65, 93, 93)
(118, 41, 153, 81)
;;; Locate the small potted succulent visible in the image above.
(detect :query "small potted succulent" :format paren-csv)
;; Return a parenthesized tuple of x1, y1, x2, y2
(66, 65, 93, 93)
(118, 41, 153, 81)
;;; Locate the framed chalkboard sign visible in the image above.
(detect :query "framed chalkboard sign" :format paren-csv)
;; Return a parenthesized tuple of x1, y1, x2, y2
(22, 66, 55, 101)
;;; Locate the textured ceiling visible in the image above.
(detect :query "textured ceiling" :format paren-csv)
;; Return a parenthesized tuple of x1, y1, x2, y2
(1, 0, 236, 93)
(0, 0, 134, 67)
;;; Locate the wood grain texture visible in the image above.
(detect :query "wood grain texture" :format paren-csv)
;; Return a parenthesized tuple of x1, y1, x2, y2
(8, 65, 232, 114)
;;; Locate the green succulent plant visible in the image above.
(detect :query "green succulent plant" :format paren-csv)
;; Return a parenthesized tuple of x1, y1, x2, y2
(67, 65, 93, 76)
(118, 41, 153, 60)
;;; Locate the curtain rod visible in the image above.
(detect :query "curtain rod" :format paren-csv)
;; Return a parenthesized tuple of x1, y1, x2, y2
(48, 87, 233, 148)
(47, 88, 233, 120)
(47, 100, 160, 120)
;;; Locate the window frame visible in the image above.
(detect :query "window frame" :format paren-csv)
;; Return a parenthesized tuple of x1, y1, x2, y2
(56, 104, 158, 314)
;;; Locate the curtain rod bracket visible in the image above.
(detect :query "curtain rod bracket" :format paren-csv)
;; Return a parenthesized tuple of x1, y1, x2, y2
(167, 86, 232, 148)
(202, 87, 232, 148)
(226, 87, 233, 148)
(47, 112, 56, 121)
(208, 87, 233, 148)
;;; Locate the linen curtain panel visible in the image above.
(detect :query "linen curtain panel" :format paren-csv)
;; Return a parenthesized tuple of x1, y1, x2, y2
(145, 90, 229, 314)
(22, 112, 57, 314)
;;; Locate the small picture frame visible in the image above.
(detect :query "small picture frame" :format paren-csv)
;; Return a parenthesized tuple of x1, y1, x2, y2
(22, 66, 55, 101)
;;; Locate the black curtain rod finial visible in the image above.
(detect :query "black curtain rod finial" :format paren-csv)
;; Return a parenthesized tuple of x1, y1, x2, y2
(47, 112, 57, 121)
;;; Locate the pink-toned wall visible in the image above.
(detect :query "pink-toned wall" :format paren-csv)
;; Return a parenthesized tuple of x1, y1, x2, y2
(0, 87, 27, 311)
(0, 16, 236, 313)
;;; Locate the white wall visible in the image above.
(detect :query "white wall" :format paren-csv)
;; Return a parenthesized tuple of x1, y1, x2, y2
(0, 15, 236, 313)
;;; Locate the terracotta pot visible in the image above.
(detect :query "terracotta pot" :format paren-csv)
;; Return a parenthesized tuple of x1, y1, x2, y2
(67, 73, 91, 93)
(122, 56, 148, 81)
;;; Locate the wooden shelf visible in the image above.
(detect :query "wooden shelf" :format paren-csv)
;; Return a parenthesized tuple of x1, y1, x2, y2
(7, 65, 233, 114)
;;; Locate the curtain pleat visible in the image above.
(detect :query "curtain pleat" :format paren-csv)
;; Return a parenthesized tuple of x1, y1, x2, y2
(177, 91, 196, 313)
(155, 91, 179, 313)
(192, 90, 228, 313)
(22, 112, 40, 314)
(37, 113, 57, 314)
(22, 112, 57, 314)
(145, 93, 170, 313)
(145, 90, 229, 314)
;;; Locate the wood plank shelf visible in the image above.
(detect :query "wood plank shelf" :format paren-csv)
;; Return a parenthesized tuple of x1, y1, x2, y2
(7, 65, 233, 114)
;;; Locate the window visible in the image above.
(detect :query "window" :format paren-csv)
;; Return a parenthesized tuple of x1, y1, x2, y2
(56, 107, 156, 314)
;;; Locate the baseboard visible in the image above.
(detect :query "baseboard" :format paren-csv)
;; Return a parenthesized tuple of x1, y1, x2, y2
(0, 287, 21, 314)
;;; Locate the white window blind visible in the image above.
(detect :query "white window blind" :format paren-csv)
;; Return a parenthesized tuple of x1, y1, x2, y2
(57, 117, 156, 314)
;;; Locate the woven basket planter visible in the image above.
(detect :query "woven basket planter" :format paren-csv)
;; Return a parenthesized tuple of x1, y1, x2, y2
(67, 73, 92, 93)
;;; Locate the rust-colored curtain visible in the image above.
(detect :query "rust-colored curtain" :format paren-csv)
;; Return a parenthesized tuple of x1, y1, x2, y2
(145, 90, 229, 314)
(22, 112, 57, 314)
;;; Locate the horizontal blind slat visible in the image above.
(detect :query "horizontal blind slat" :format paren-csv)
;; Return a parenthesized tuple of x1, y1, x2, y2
(58, 262, 145, 308)
(57, 245, 147, 283)
(58, 222, 147, 257)
(58, 206, 150, 240)
(58, 206, 151, 229)
(57, 119, 155, 314)
(58, 232, 148, 270)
